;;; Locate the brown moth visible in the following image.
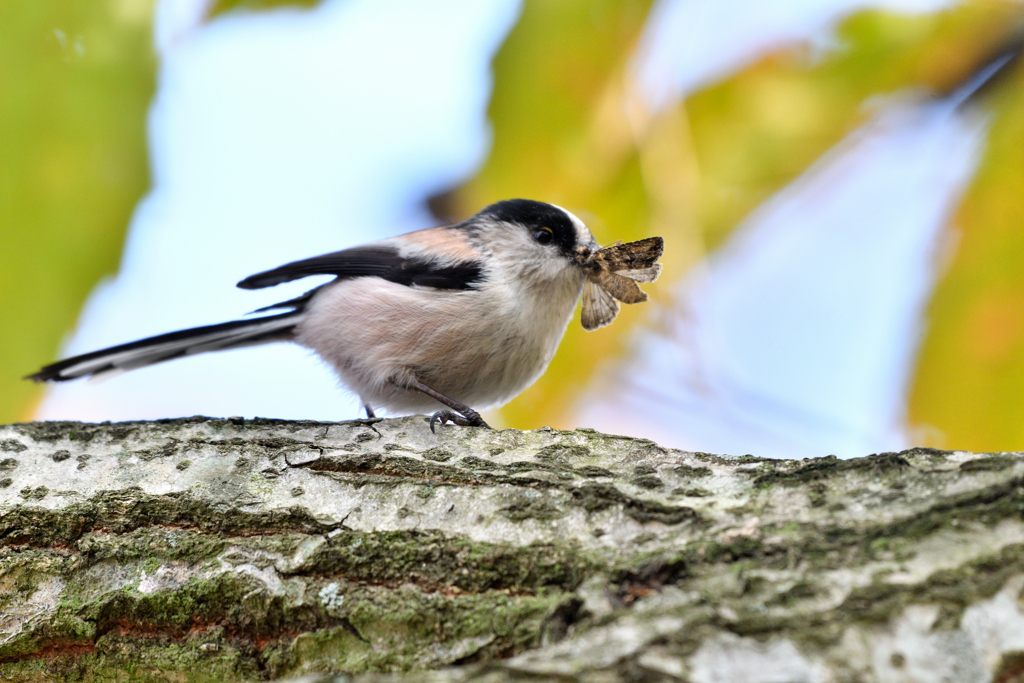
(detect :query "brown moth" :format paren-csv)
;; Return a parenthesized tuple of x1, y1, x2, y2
(580, 236, 664, 331)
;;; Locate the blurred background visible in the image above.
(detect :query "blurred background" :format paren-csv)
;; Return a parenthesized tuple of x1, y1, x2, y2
(4, 0, 1024, 458)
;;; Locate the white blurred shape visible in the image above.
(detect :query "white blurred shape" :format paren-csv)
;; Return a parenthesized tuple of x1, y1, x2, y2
(38, 0, 520, 421)
(576, 95, 987, 458)
(634, 0, 958, 108)
(153, 0, 211, 52)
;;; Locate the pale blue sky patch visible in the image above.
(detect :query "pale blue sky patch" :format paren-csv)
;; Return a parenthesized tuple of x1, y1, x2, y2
(633, 0, 960, 107)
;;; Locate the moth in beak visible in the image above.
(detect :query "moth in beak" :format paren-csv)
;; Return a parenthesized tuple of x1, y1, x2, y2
(580, 236, 664, 331)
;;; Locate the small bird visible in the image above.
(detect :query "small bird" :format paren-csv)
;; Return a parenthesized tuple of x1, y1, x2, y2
(29, 199, 663, 430)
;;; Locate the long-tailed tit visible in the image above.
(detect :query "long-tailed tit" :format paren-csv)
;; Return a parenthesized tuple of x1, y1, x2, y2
(29, 199, 663, 430)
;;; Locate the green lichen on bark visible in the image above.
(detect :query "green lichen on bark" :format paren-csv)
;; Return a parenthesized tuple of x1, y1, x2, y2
(1, 416, 1024, 681)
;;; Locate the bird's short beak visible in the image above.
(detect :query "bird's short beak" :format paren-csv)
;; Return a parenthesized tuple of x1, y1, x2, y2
(573, 243, 596, 267)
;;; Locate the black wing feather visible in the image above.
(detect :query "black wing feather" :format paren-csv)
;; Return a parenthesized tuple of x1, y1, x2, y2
(236, 245, 483, 291)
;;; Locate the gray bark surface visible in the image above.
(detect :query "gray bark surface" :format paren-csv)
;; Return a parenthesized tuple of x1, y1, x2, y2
(0, 416, 1023, 682)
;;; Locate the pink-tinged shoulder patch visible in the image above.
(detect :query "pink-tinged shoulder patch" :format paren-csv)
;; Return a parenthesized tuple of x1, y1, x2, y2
(400, 226, 479, 261)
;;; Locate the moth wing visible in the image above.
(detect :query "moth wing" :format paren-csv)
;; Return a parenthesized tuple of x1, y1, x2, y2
(581, 279, 620, 331)
(591, 271, 647, 304)
(592, 236, 664, 271)
(616, 263, 662, 284)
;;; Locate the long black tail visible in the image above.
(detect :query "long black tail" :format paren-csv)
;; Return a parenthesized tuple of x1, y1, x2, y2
(27, 312, 301, 383)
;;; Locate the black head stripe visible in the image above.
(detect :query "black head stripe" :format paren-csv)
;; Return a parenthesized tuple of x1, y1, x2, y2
(480, 199, 579, 256)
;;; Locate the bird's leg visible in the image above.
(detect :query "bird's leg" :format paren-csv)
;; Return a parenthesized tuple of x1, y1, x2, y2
(402, 378, 491, 432)
(363, 404, 376, 419)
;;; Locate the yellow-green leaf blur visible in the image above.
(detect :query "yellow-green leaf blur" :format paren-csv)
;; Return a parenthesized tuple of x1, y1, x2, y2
(0, 2, 157, 423)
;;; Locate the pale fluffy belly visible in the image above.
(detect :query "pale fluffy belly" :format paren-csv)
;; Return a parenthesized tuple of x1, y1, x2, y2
(293, 277, 576, 414)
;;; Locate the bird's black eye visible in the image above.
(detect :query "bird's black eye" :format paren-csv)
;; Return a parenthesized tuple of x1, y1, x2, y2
(533, 227, 554, 244)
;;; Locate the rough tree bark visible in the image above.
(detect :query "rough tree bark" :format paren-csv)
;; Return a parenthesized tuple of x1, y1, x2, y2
(0, 416, 1023, 682)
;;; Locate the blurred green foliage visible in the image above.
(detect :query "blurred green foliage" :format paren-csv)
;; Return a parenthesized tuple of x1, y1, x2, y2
(671, 1, 1024, 453)
(681, 2, 1024, 452)
(686, 1, 1023, 250)
(208, 0, 320, 18)
(0, 2, 157, 423)
(909, 56, 1024, 450)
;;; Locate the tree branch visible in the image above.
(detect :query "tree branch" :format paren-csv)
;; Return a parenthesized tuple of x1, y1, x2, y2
(1, 416, 1022, 681)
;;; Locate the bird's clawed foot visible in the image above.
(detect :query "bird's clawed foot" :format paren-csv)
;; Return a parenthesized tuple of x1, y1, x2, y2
(429, 408, 491, 433)
(400, 377, 491, 433)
